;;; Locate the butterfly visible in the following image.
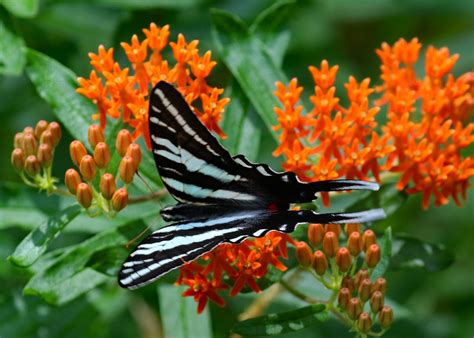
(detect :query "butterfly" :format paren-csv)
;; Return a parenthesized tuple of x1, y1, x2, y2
(118, 81, 385, 289)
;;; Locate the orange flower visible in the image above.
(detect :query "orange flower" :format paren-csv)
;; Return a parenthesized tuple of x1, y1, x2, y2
(182, 273, 227, 314)
(77, 23, 229, 148)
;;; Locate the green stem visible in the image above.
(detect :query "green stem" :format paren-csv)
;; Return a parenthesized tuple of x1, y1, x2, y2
(279, 279, 320, 304)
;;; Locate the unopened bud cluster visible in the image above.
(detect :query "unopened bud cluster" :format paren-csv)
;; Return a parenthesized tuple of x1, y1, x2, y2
(66, 127, 141, 216)
(338, 272, 393, 332)
(11, 121, 61, 192)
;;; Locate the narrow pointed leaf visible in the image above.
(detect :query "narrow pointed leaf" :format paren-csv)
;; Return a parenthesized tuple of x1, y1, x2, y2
(371, 226, 392, 279)
(0, 10, 26, 75)
(1, 0, 39, 18)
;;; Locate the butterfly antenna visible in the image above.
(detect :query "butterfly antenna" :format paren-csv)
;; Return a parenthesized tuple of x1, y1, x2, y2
(135, 170, 164, 208)
(125, 225, 152, 249)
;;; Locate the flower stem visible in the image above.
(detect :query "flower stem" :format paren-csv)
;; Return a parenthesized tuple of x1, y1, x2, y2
(279, 278, 320, 304)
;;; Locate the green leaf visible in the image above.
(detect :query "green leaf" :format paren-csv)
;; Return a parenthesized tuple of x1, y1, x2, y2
(0, 10, 26, 75)
(8, 205, 82, 267)
(389, 234, 455, 272)
(0, 0, 38, 18)
(232, 304, 329, 336)
(63, 0, 201, 9)
(158, 284, 212, 338)
(371, 226, 392, 279)
(211, 9, 289, 142)
(25, 49, 96, 150)
(24, 228, 130, 305)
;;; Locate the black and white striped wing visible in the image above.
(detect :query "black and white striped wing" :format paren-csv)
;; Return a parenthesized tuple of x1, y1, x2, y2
(118, 208, 384, 289)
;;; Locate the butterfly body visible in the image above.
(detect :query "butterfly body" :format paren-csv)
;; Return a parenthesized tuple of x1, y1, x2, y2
(118, 81, 385, 289)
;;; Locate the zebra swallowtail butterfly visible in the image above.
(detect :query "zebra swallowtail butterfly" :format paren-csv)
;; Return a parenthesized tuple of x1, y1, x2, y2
(118, 81, 385, 289)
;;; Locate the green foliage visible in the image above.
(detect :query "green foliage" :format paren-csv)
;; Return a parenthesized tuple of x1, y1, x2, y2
(0, 0, 38, 18)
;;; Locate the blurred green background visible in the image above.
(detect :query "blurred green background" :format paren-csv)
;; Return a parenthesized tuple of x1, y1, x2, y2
(1, 0, 473, 337)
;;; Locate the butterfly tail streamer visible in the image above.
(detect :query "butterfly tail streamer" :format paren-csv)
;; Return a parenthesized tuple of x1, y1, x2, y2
(307, 179, 380, 192)
(296, 208, 386, 224)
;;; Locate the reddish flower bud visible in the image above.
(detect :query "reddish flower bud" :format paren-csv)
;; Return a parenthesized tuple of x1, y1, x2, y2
(80, 155, 96, 181)
(11, 148, 25, 172)
(336, 247, 352, 272)
(119, 155, 136, 184)
(37, 143, 53, 167)
(325, 224, 341, 238)
(338, 287, 351, 309)
(24, 155, 40, 177)
(112, 188, 128, 211)
(296, 241, 313, 268)
(126, 143, 142, 168)
(358, 278, 372, 302)
(23, 126, 34, 135)
(341, 276, 355, 293)
(372, 277, 387, 294)
(22, 133, 38, 157)
(40, 129, 55, 148)
(76, 182, 93, 208)
(322, 231, 339, 257)
(94, 142, 111, 169)
(308, 223, 324, 246)
(116, 129, 133, 157)
(348, 232, 363, 256)
(362, 229, 376, 251)
(70, 140, 87, 166)
(354, 269, 369, 290)
(65, 169, 82, 195)
(345, 223, 360, 236)
(347, 297, 362, 320)
(378, 306, 393, 329)
(357, 312, 372, 333)
(370, 290, 384, 313)
(312, 250, 328, 275)
(48, 122, 62, 146)
(100, 173, 116, 200)
(88, 124, 104, 149)
(365, 244, 381, 268)
(35, 120, 49, 139)
(14, 132, 24, 148)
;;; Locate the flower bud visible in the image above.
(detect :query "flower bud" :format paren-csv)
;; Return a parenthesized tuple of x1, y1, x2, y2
(100, 173, 116, 200)
(345, 223, 360, 236)
(358, 278, 372, 302)
(112, 188, 128, 211)
(35, 120, 48, 139)
(88, 124, 104, 149)
(119, 155, 136, 184)
(362, 229, 376, 251)
(23, 126, 34, 135)
(70, 140, 87, 166)
(338, 287, 351, 309)
(347, 297, 362, 320)
(325, 224, 341, 238)
(11, 148, 25, 171)
(308, 223, 324, 246)
(80, 155, 96, 181)
(37, 144, 53, 167)
(357, 312, 372, 333)
(65, 169, 82, 195)
(24, 155, 40, 177)
(348, 232, 363, 256)
(354, 269, 369, 290)
(126, 143, 142, 168)
(365, 244, 381, 268)
(40, 129, 55, 148)
(48, 122, 62, 146)
(370, 291, 384, 313)
(372, 277, 387, 294)
(335, 247, 352, 272)
(116, 129, 133, 157)
(94, 142, 111, 169)
(341, 276, 355, 293)
(22, 133, 38, 157)
(322, 231, 339, 257)
(76, 182, 93, 208)
(295, 241, 313, 268)
(312, 250, 328, 275)
(378, 306, 393, 329)
(14, 132, 24, 148)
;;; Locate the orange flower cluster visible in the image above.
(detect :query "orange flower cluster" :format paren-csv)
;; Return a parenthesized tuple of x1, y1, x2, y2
(273, 38, 473, 208)
(177, 232, 295, 313)
(77, 23, 229, 148)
